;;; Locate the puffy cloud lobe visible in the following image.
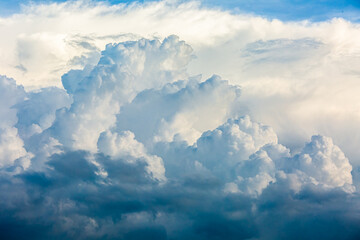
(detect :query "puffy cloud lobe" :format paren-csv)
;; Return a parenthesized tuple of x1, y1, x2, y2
(0, 75, 25, 128)
(231, 149, 277, 196)
(0, 127, 32, 170)
(0, 36, 359, 239)
(227, 135, 354, 196)
(116, 75, 241, 145)
(151, 115, 278, 182)
(154, 114, 353, 196)
(294, 135, 353, 188)
(98, 130, 166, 182)
(15, 87, 72, 138)
(52, 36, 193, 152)
(62, 35, 193, 95)
(0, 76, 32, 170)
(195, 116, 278, 171)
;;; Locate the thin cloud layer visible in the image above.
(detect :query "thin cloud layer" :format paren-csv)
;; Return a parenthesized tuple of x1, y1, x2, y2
(0, 35, 359, 239)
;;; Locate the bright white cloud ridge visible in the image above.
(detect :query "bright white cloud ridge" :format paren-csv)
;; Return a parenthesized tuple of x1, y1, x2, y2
(0, 1, 360, 239)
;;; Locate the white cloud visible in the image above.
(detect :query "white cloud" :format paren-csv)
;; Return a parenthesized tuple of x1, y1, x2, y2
(195, 115, 278, 173)
(0, 0, 240, 88)
(0, 127, 32, 170)
(294, 135, 353, 188)
(0, 1, 360, 238)
(1, 0, 360, 167)
(0, 34, 357, 239)
(0, 75, 25, 128)
(98, 130, 166, 182)
(116, 75, 241, 146)
(51, 35, 193, 152)
(0, 76, 32, 170)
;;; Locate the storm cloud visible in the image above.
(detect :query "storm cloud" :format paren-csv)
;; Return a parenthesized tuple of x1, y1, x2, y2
(0, 33, 359, 239)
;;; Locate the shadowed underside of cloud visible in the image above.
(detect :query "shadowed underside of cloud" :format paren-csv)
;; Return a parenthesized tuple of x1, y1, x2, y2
(0, 36, 360, 239)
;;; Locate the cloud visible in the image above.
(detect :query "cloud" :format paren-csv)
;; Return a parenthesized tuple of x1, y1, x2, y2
(115, 75, 241, 145)
(51, 35, 192, 152)
(0, 1, 360, 238)
(293, 135, 353, 188)
(0, 76, 32, 170)
(0, 0, 240, 88)
(1, 0, 360, 167)
(98, 130, 166, 182)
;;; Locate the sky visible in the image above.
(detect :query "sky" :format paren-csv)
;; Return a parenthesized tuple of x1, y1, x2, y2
(1, 0, 360, 20)
(1, 0, 360, 239)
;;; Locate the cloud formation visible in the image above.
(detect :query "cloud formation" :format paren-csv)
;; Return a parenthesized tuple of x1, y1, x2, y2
(0, 34, 359, 239)
(0, 76, 32, 170)
(1, 0, 360, 169)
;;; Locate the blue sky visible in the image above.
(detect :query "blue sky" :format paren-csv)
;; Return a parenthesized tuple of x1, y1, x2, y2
(205, 0, 360, 21)
(1, 0, 360, 21)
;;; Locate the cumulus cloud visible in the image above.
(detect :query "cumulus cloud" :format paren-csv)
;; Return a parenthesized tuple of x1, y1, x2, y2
(1, 0, 360, 168)
(0, 1, 360, 238)
(0, 127, 32, 170)
(51, 35, 192, 152)
(116, 75, 241, 145)
(0, 76, 32, 170)
(293, 135, 353, 188)
(98, 130, 166, 182)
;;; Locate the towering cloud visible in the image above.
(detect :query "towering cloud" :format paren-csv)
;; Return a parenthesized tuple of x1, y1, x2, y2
(53, 36, 192, 152)
(0, 34, 359, 239)
(1, 0, 360, 168)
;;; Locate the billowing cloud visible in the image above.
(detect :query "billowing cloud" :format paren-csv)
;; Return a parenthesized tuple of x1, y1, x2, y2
(115, 75, 241, 145)
(0, 1, 360, 239)
(98, 130, 166, 182)
(1, 0, 360, 167)
(0, 35, 358, 239)
(52, 35, 192, 152)
(0, 76, 32, 170)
